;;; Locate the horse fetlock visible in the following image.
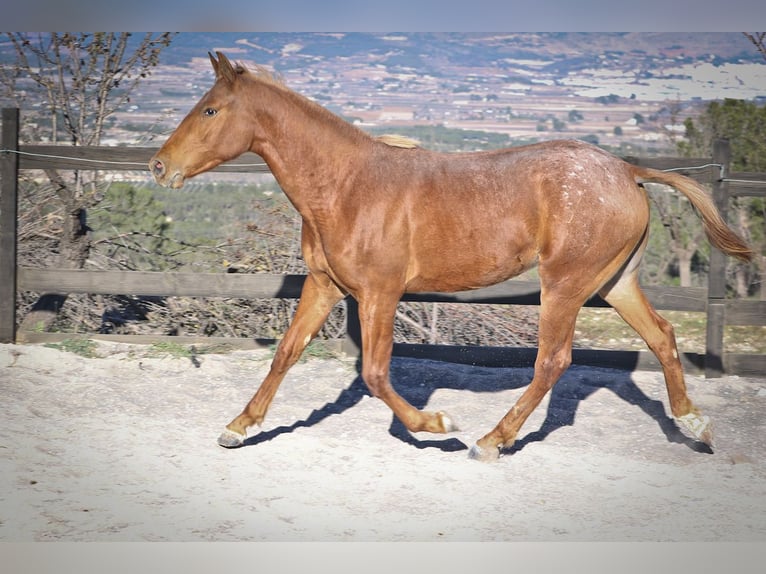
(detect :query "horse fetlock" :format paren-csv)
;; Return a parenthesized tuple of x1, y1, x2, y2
(437, 411, 459, 433)
(408, 410, 457, 434)
(675, 412, 714, 448)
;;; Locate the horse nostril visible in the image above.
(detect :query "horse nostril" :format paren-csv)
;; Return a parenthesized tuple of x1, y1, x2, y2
(151, 159, 165, 177)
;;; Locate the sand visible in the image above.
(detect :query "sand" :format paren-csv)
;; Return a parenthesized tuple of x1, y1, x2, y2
(1, 340, 765, 542)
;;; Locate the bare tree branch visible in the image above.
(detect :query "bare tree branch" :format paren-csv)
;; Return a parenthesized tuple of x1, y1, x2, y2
(2, 32, 176, 332)
(743, 33, 766, 62)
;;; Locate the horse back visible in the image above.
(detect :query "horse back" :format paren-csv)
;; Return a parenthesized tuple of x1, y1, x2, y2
(312, 139, 649, 295)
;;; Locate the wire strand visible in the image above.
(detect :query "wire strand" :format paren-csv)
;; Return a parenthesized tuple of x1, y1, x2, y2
(3, 148, 765, 184)
(722, 178, 766, 186)
(1, 148, 147, 167)
(0, 148, 269, 169)
(662, 163, 724, 173)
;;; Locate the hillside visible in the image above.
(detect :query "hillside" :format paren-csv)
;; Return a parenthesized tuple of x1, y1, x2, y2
(106, 32, 766, 153)
(3, 33, 763, 151)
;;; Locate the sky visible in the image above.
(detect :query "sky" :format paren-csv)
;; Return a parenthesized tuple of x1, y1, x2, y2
(5, 0, 766, 31)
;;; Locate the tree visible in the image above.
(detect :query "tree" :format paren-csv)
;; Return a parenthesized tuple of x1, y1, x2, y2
(0, 32, 176, 331)
(743, 33, 766, 61)
(88, 183, 173, 271)
(645, 183, 709, 287)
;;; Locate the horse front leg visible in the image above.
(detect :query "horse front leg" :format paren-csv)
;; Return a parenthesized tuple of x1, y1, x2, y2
(217, 272, 344, 447)
(357, 291, 458, 435)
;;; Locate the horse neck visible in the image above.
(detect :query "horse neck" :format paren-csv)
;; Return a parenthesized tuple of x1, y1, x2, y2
(246, 79, 368, 206)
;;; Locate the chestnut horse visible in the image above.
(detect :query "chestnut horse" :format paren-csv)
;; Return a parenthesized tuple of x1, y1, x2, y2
(150, 53, 752, 461)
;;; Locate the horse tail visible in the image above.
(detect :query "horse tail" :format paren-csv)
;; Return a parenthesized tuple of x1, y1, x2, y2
(631, 165, 753, 263)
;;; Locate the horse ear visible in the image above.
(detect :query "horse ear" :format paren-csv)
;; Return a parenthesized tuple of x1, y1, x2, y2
(208, 51, 219, 75)
(211, 51, 238, 85)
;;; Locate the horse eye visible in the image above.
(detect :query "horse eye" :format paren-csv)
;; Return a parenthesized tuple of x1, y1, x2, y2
(203, 108, 218, 117)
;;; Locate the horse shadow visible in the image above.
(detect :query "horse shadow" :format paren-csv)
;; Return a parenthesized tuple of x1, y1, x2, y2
(242, 353, 711, 456)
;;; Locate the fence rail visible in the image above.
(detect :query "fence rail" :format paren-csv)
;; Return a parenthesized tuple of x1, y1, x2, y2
(2, 107, 764, 378)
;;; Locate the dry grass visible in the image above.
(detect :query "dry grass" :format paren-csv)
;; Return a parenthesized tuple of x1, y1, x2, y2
(574, 307, 766, 355)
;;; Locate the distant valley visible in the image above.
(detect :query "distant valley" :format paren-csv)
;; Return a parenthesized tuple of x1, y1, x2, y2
(5, 33, 766, 155)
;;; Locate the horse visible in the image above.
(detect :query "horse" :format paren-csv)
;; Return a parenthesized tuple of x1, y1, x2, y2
(150, 52, 753, 461)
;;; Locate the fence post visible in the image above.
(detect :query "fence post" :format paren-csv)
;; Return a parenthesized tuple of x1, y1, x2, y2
(704, 139, 730, 378)
(0, 108, 20, 343)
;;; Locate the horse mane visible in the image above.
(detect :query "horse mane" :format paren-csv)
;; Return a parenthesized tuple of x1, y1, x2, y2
(234, 60, 419, 150)
(236, 62, 285, 87)
(376, 134, 420, 149)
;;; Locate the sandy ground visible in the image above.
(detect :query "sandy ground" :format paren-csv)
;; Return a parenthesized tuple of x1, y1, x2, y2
(1, 340, 765, 542)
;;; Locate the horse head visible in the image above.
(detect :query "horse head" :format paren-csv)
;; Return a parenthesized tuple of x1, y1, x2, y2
(150, 52, 253, 189)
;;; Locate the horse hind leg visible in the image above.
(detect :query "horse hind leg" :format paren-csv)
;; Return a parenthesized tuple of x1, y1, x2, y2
(470, 287, 583, 461)
(599, 271, 713, 448)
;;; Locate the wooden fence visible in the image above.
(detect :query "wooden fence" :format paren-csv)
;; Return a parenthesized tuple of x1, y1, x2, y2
(1, 107, 765, 377)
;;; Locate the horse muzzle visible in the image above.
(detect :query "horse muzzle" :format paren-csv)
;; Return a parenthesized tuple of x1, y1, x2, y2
(149, 157, 185, 189)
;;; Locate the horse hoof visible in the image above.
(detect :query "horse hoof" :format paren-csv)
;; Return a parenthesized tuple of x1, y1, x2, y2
(468, 443, 500, 462)
(675, 413, 714, 449)
(217, 428, 246, 448)
(438, 411, 459, 433)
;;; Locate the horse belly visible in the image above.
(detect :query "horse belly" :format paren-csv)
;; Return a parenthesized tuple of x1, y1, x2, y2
(405, 236, 537, 293)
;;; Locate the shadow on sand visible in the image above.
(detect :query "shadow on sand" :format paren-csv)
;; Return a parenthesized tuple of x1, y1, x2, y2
(241, 355, 712, 456)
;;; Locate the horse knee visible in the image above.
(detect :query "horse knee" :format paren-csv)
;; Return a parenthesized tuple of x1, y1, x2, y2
(361, 365, 389, 399)
(271, 336, 307, 373)
(535, 348, 572, 387)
